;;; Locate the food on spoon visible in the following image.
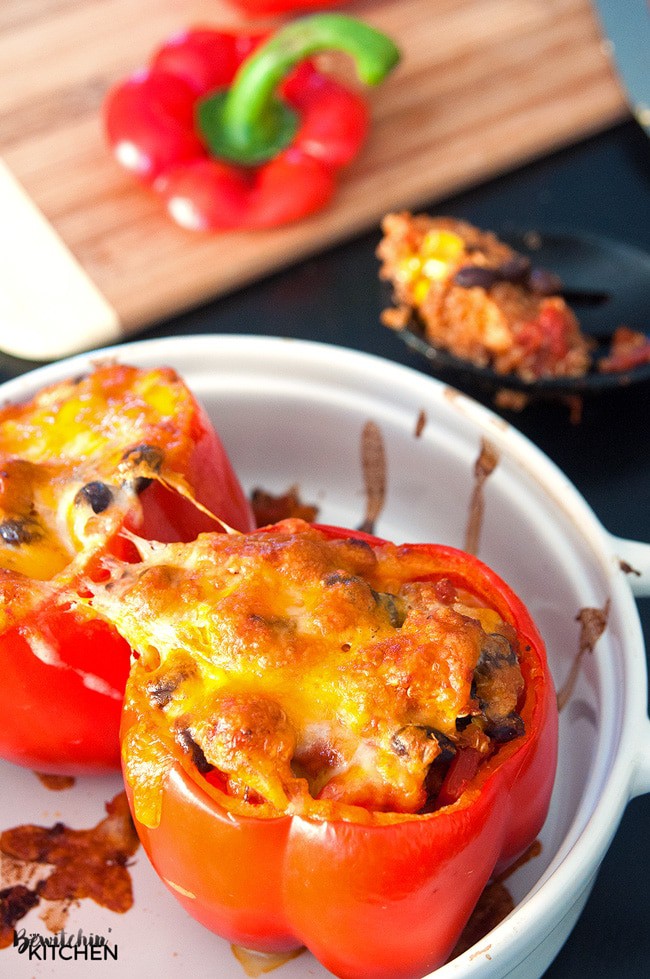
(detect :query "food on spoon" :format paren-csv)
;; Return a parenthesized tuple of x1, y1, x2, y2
(598, 325, 650, 373)
(84, 518, 557, 979)
(377, 213, 593, 381)
(0, 363, 254, 774)
(104, 16, 399, 231)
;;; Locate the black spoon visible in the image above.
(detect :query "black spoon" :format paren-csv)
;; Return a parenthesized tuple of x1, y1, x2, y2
(395, 230, 650, 397)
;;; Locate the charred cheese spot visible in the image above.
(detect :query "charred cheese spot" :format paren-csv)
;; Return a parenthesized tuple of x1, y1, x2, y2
(145, 651, 198, 707)
(94, 520, 525, 825)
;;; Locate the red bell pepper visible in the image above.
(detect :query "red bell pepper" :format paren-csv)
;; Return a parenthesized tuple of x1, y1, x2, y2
(227, 0, 348, 14)
(96, 519, 557, 978)
(104, 14, 399, 230)
(0, 364, 254, 775)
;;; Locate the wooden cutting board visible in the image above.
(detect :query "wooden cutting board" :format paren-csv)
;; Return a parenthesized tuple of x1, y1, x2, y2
(0, 0, 628, 360)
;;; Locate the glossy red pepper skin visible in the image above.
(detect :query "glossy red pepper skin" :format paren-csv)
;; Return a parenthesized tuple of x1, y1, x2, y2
(104, 30, 369, 230)
(121, 524, 558, 979)
(0, 365, 254, 775)
(228, 0, 348, 14)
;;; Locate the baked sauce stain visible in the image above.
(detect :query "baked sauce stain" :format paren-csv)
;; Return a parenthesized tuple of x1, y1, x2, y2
(414, 409, 427, 437)
(0, 791, 139, 949)
(34, 773, 76, 791)
(0, 885, 39, 948)
(450, 838, 542, 960)
(465, 438, 499, 556)
(250, 486, 319, 528)
(557, 601, 610, 711)
(358, 420, 386, 534)
(231, 945, 305, 976)
(619, 559, 641, 577)
(451, 879, 514, 960)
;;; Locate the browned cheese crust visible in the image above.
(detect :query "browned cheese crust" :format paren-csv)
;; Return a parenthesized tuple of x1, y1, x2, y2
(92, 520, 526, 824)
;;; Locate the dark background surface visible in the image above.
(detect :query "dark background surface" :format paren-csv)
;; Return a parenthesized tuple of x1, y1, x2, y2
(1, 117, 649, 976)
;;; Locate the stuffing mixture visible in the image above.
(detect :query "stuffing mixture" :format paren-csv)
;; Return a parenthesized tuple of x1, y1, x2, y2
(377, 213, 593, 382)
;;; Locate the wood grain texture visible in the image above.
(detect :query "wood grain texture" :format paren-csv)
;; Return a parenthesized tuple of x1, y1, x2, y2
(0, 0, 628, 357)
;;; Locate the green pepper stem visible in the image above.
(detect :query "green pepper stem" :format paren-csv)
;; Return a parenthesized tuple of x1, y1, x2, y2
(197, 14, 400, 166)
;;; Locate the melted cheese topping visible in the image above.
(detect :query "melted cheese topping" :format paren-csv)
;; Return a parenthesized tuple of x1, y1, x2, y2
(92, 520, 522, 826)
(0, 364, 205, 620)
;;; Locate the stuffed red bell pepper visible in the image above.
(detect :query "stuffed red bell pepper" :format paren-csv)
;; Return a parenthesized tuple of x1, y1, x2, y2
(104, 14, 399, 230)
(0, 363, 254, 775)
(82, 517, 557, 978)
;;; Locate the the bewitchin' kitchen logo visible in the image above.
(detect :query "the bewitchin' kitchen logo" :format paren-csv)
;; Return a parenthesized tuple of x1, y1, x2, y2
(13, 926, 118, 961)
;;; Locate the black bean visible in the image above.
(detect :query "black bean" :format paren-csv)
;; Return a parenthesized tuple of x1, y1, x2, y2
(497, 255, 531, 283)
(528, 266, 564, 296)
(427, 728, 456, 763)
(132, 476, 153, 494)
(121, 443, 164, 470)
(174, 728, 214, 774)
(0, 519, 35, 545)
(47, 822, 66, 838)
(391, 725, 456, 763)
(76, 481, 113, 514)
(478, 633, 518, 670)
(147, 658, 196, 707)
(474, 634, 526, 742)
(121, 443, 163, 488)
(371, 589, 406, 628)
(390, 730, 409, 756)
(453, 265, 501, 289)
(486, 712, 525, 743)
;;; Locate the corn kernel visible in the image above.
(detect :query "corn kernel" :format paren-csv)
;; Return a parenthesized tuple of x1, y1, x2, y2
(413, 278, 431, 305)
(422, 257, 451, 281)
(421, 230, 464, 262)
(396, 255, 423, 283)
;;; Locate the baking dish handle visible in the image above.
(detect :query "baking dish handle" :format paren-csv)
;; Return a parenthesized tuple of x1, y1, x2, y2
(630, 716, 650, 800)
(610, 536, 650, 798)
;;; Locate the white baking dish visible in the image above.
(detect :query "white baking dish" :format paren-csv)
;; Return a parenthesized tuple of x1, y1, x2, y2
(0, 334, 648, 979)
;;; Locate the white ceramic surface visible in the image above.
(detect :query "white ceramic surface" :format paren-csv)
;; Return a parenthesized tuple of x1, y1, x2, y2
(1, 335, 648, 979)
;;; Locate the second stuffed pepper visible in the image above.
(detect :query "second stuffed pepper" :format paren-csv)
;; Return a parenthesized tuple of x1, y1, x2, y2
(0, 364, 254, 774)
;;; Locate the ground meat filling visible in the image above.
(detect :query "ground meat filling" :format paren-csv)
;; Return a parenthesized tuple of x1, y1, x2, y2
(108, 522, 527, 819)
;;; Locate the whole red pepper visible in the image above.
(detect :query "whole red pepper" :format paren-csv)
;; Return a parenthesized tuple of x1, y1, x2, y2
(227, 0, 347, 13)
(104, 15, 399, 230)
(0, 364, 254, 775)
(101, 519, 557, 978)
